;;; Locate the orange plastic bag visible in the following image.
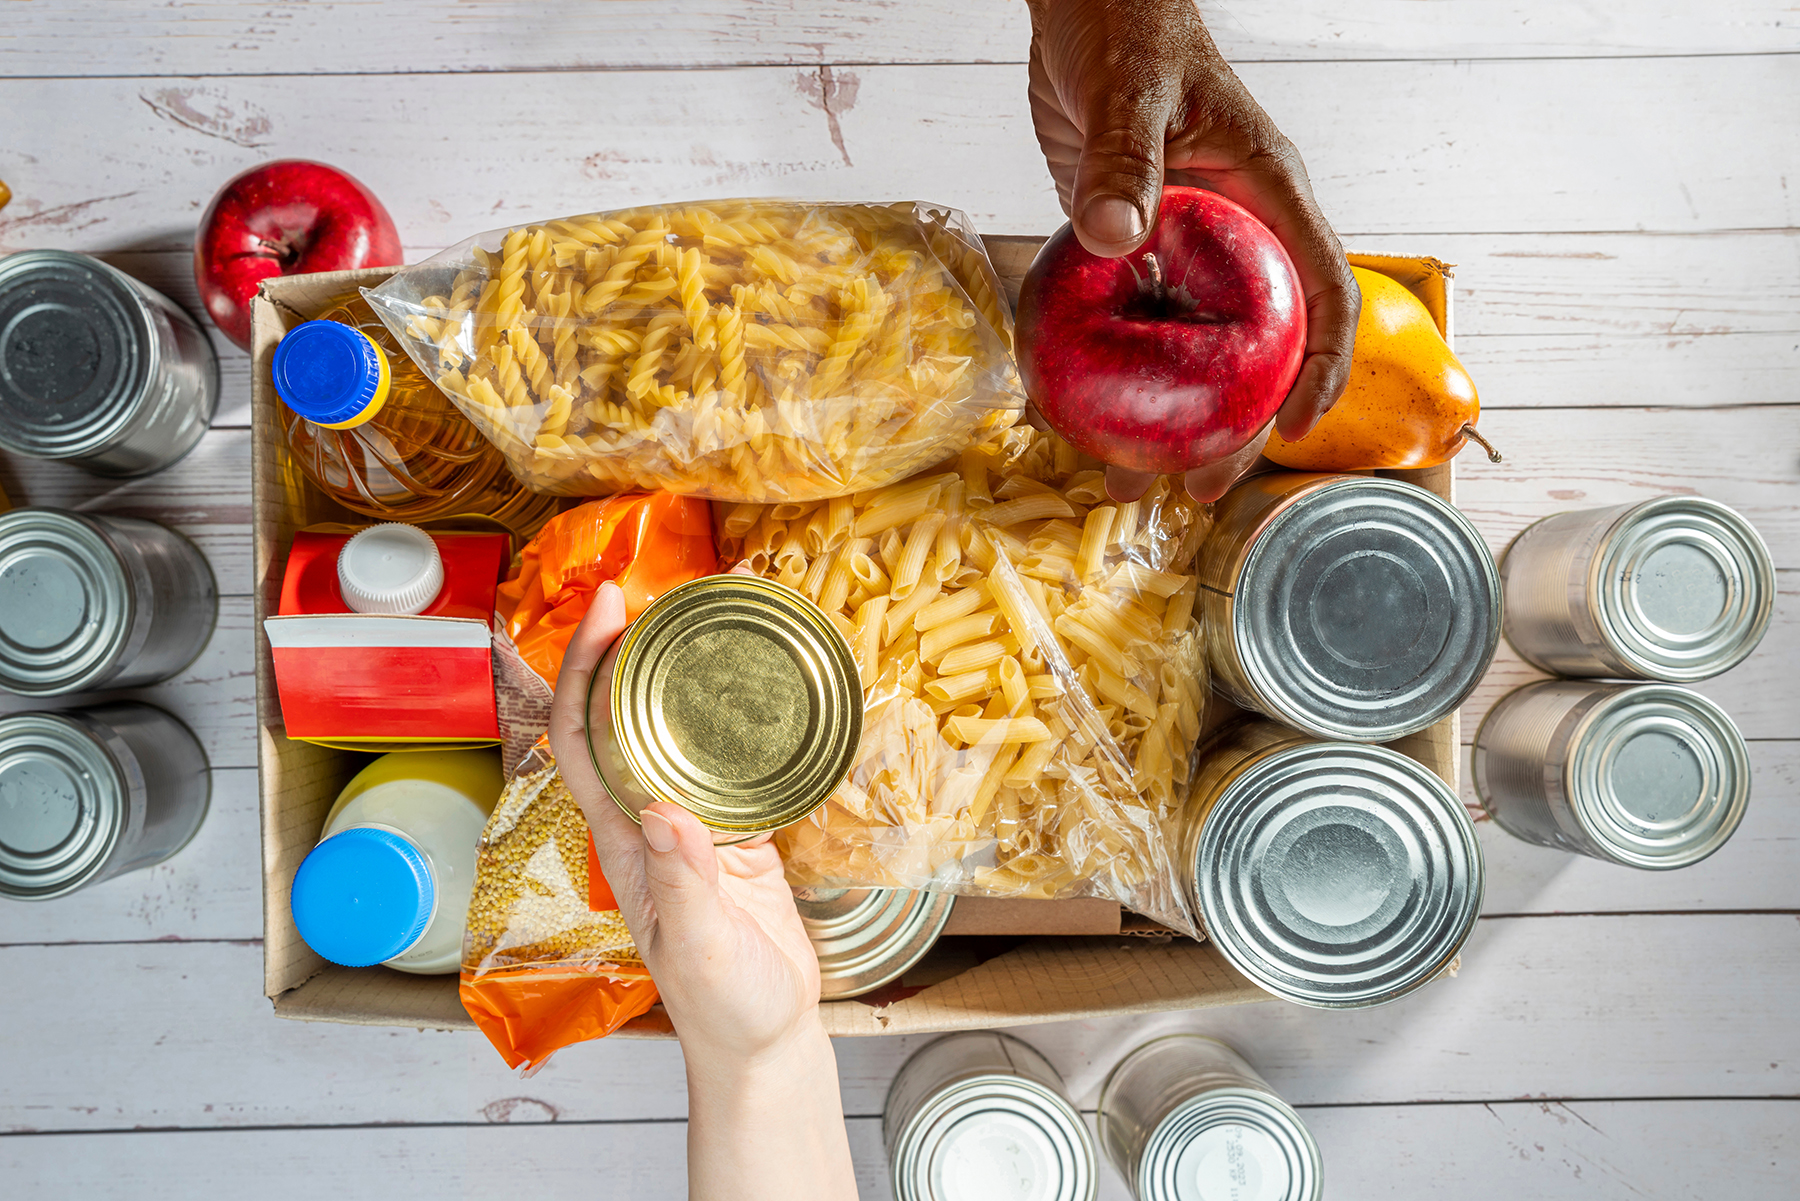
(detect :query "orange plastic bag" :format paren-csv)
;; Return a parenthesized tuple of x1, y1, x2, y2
(496, 491, 717, 684)
(460, 744, 659, 1070)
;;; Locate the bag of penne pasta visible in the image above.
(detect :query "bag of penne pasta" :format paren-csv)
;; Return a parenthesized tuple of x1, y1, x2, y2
(721, 428, 1213, 936)
(364, 199, 1024, 504)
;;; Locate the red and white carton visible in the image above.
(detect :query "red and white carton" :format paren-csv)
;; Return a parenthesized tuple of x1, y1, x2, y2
(265, 529, 510, 750)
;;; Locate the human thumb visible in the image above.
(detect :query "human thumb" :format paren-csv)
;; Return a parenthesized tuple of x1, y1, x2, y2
(1070, 87, 1169, 257)
(637, 802, 726, 941)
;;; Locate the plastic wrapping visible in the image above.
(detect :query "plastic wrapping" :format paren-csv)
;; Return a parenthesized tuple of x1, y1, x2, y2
(495, 491, 718, 686)
(366, 200, 1024, 503)
(723, 428, 1212, 934)
(459, 744, 657, 1069)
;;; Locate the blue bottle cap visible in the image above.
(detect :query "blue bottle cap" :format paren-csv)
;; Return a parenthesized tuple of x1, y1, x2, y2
(271, 320, 390, 429)
(290, 827, 435, 967)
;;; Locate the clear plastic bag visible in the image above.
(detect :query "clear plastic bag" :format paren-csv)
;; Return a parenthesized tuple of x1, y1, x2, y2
(720, 428, 1213, 935)
(460, 741, 658, 1069)
(366, 200, 1024, 504)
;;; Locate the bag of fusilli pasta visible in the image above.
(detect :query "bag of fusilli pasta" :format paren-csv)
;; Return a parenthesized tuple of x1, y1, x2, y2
(365, 200, 1024, 504)
(719, 428, 1213, 936)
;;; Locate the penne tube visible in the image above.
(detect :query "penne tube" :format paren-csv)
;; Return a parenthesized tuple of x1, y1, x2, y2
(920, 612, 1001, 664)
(914, 582, 989, 632)
(891, 511, 945, 599)
(883, 577, 941, 642)
(936, 638, 1012, 678)
(981, 494, 1077, 527)
(945, 715, 1054, 745)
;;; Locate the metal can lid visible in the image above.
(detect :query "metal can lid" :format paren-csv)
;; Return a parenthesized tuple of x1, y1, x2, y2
(1233, 477, 1499, 741)
(0, 508, 132, 695)
(610, 575, 862, 834)
(1593, 497, 1774, 681)
(795, 885, 955, 1000)
(1566, 684, 1750, 868)
(0, 711, 126, 900)
(1141, 1091, 1322, 1201)
(893, 1076, 1097, 1201)
(1196, 741, 1482, 1008)
(0, 250, 154, 460)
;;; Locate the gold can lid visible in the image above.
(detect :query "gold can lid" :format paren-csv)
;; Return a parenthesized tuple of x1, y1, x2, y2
(609, 575, 861, 835)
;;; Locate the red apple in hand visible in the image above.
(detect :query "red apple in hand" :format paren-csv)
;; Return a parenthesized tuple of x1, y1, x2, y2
(1016, 186, 1306, 474)
(194, 160, 402, 350)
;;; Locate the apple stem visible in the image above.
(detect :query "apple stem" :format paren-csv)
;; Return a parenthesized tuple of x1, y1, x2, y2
(1460, 423, 1503, 463)
(1143, 251, 1167, 306)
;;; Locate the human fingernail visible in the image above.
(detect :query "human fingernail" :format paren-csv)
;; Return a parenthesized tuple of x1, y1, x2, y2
(641, 809, 678, 853)
(1080, 195, 1146, 248)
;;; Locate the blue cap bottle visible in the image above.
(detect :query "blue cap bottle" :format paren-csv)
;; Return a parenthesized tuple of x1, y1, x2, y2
(271, 319, 393, 430)
(290, 826, 436, 968)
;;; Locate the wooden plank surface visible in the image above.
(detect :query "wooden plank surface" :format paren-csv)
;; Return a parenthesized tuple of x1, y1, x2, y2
(2, 57, 1798, 256)
(3, 1, 1795, 76)
(4, 1100, 1796, 1201)
(4, 912, 1796, 1134)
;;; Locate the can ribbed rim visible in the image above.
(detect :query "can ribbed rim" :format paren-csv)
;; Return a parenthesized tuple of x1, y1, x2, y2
(891, 1075, 1097, 1201)
(1592, 497, 1775, 681)
(1140, 1090, 1322, 1201)
(1195, 741, 1483, 1008)
(1233, 477, 1499, 741)
(609, 575, 862, 834)
(0, 711, 126, 900)
(1565, 685, 1751, 869)
(795, 886, 955, 1000)
(0, 508, 133, 695)
(0, 250, 156, 458)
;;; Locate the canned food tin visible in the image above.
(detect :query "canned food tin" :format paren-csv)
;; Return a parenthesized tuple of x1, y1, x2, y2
(1473, 680, 1750, 869)
(0, 508, 218, 696)
(794, 885, 955, 1000)
(585, 575, 861, 841)
(1098, 1035, 1322, 1201)
(1198, 473, 1500, 741)
(1179, 720, 1482, 1008)
(0, 703, 210, 901)
(885, 1031, 1097, 1201)
(1500, 497, 1773, 682)
(0, 250, 218, 476)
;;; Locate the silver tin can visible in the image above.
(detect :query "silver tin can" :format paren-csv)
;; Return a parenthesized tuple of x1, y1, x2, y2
(1500, 497, 1774, 682)
(1179, 720, 1482, 1008)
(794, 885, 955, 1001)
(0, 250, 218, 476)
(1198, 473, 1499, 742)
(1098, 1035, 1322, 1201)
(0, 702, 211, 901)
(885, 1031, 1097, 1201)
(1473, 680, 1750, 869)
(0, 508, 218, 696)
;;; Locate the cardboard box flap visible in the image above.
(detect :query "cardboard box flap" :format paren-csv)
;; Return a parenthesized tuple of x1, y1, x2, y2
(818, 937, 1265, 1036)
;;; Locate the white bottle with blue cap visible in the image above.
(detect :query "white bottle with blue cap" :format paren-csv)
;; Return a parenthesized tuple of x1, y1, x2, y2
(291, 748, 502, 974)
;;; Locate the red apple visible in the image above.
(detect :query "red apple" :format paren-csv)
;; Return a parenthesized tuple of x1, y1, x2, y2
(1015, 186, 1306, 474)
(194, 160, 403, 350)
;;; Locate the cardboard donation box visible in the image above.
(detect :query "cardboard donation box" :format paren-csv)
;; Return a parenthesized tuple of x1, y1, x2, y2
(267, 529, 510, 749)
(252, 241, 1460, 1037)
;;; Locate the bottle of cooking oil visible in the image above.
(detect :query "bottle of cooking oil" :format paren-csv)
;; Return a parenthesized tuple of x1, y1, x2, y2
(271, 294, 557, 536)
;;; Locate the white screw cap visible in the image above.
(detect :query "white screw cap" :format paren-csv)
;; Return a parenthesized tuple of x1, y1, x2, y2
(337, 524, 444, 615)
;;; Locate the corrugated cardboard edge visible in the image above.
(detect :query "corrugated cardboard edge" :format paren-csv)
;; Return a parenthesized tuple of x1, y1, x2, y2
(251, 241, 1464, 1036)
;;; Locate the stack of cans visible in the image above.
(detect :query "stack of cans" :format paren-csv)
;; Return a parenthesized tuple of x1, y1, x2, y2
(1180, 472, 1498, 1008)
(1476, 498, 1772, 869)
(885, 1031, 1323, 1201)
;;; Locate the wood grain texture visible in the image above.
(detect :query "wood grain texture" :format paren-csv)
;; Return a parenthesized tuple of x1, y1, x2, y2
(4, 1100, 1795, 1201)
(2, 0, 1795, 77)
(2, 56, 1797, 261)
(3, 913, 1795, 1133)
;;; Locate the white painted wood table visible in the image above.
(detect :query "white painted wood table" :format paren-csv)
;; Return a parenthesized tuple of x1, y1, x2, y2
(2, 4, 1796, 1197)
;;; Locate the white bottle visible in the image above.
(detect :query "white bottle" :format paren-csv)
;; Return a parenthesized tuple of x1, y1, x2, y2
(290, 749, 501, 975)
